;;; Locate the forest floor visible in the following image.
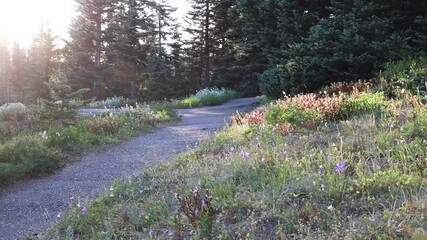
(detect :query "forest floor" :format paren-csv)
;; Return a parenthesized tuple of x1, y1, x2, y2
(0, 97, 259, 240)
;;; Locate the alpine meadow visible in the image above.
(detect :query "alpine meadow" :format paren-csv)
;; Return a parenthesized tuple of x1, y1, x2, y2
(0, 0, 426, 239)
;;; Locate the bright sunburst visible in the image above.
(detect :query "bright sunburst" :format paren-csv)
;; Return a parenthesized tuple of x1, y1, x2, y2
(0, 0, 75, 47)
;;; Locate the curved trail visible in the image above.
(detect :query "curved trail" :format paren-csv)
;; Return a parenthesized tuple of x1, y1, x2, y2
(0, 98, 259, 240)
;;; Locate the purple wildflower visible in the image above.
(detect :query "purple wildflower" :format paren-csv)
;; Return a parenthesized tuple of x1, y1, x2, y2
(201, 199, 207, 207)
(195, 209, 200, 215)
(275, 152, 280, 157)
(242, 152, 251, 158)
(318, 165, 324, 175)
(326, 156, 332, 162)
(335, 162, 346, 172)
(81, 207, 88, 215)
(261, 158, 266, 163)
(167, 230, 174, 236)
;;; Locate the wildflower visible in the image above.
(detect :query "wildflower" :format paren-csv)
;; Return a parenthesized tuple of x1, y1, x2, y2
(56, 132, 60, 136)
(57, 212, 61, 218)
(275, 152, 280, 157)
(195, 209, 200, 215)
(326, 156, 331, 162)
(320, 150, 324, 155)
(335, 162, 346, 172)
(162, 195, 166, 203)
(327, 205, 334, 211)
(318, 165, 324, 175)
(242, 152, 250, 158)
(188, 230, 195, 236)
(82, 207, 87, 215)
(110, 186, 114, 191)
(230, 147, 235, 152)
(167, 230, 174, 236)
(110, 192, 114, 197)
(261, 158, 266, 163)
(201, 199, 207, 207)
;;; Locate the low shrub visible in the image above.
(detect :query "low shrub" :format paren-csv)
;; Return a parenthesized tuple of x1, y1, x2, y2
(47, 126, 100, 153)
(338, 92, 388, 119)
(176, 97, 201, 108)
(84, 116, 124, 134)
(0, 135, 60, 185)
(176, 88, 239, 108)
(88, 97, 137, 108)
(0, 102, 28, 122)
(379, 57, 427, 97)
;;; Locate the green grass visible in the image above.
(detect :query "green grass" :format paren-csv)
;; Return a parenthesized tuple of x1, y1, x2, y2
(0, 105, 178, 187)
(174, 88, 240, 108)
(43, 91, 426, 239)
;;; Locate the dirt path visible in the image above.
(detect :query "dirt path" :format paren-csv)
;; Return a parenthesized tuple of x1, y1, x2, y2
(0, 98, 259, 240)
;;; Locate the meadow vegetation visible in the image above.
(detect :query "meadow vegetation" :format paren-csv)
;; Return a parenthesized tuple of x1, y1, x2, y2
(174, 88, 240, 108)
(44, 80, 426, 239)
(0, 104, 177, 187)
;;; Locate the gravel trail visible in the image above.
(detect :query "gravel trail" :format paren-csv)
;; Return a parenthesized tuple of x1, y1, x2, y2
(0, 98, 258, 240)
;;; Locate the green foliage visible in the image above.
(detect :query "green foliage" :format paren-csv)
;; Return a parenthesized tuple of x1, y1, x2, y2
(0, 102, 28, 122)
(46, 93, 427, 239)
(175, 97, 201, 108)
(253, 0, 427, 97)
(401, 110, 427, 140)
(258, 67, 287, 98)
(40, 70, 92, 120)
(339, 92, 388, 119)
(379, 57, 427, 97)
(176, 88, 239, 108)
(0, 135, 59, 185)
(266, 104, 319, 127)
(88, 97, 137, 108)
(0, 103, 178, 187)
(47, 126, 101, 153)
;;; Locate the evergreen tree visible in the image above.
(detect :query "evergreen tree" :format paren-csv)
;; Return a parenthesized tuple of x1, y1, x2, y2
(67, 0, 116, 98)
(11, 41, 27, 103)
(169, 31, 192, 98)
(27, 24, 57, 101)
(185, 0, 214, 88)
(0, 33, 11, 104)
(40, 70, 91, 121)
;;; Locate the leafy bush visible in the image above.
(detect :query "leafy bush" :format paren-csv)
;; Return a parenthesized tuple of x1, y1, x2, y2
(339, 92, 388, 119)
(176, 97, 201, 108)
(194, 88, 239, 106)
(267, 104, 320, 128)
(176, 88, 240, 108)
(0, 135, 59, 184)
(379, 57, 427, 97)
(0, 102, 28, 122)
(47, 126, 100, 153)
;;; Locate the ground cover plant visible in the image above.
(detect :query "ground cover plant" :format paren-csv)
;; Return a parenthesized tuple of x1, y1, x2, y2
(0, 104, 178, 187)
(87, 97, 138, 109)
(174, 88, 240, 108)
(44, 85, 426, 239)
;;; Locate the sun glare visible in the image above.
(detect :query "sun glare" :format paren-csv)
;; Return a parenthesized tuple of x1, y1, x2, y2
(0, 0, 75, 47)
